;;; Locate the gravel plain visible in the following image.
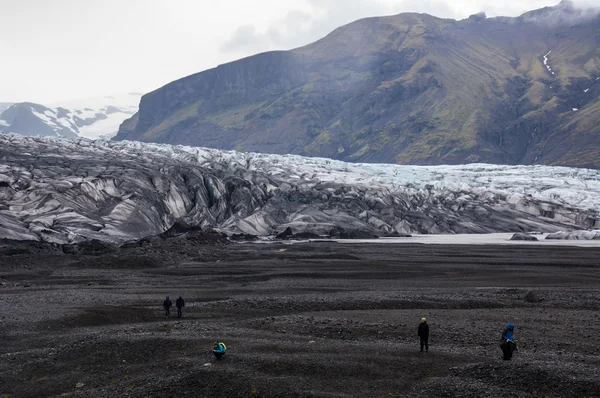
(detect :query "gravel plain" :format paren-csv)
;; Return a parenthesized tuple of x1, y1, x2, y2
(1, 239, 600, 397)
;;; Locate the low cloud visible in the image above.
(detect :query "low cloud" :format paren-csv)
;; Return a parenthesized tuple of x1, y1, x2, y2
(521, 0, 600, 26)
(221, 0, 458, 55)
(221, 10, 314, 54)
(221, 0, 600, 58)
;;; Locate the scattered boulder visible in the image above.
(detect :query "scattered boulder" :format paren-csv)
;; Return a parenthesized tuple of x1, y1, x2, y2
(524, 290, 541, 303)
(510, 233, 538, 241)
(276, 227, 321, 240)
(275, 227, 320, 240)
(229, 233, 259, 241)
(386, 231, 412, 238)
(332, 229, 379, 239)
(184, 230, 229, 244)
(0, 239, 64, 256)
(276, 227, 294, 240)
(291, 231, 321, 240)
(160, 221, 203, 239)
(62, 239, 119, 255)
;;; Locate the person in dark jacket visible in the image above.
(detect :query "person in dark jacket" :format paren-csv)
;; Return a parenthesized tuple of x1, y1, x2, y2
(163, 296, 172, 317)
(500, 323, 517, 360)
(212, 342, 227, 359)
(176, 296, 185, 318)
(418, 317, 429, 352)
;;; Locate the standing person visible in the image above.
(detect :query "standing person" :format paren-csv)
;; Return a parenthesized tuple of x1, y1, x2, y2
(212, 342, 227, 360)
(176, 296, 185, 318)
(500, 323, 517, 360)
(163, 296, 172, 318)
(418, 317, 429, 353)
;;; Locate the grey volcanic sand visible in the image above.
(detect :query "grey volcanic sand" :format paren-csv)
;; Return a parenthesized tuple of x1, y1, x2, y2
(1, 242, 600, 397)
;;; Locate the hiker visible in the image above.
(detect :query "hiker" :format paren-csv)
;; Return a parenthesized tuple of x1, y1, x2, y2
(163, 296, 172, 317)
(176, 296, 185, 318)
(500, 323, 517, 360)
(418, 317, 429, 352)
(212, 342, 227, 359)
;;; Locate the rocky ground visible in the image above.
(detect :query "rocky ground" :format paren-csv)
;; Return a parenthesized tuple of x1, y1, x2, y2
(1, 240, 600, 397)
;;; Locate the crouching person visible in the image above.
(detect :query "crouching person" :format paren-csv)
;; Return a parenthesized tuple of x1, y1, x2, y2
(212, 342, 227, 360)
(500, 323, 517, 360)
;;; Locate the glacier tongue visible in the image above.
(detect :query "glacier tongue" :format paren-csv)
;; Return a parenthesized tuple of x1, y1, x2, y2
(0, 135, 599, 244)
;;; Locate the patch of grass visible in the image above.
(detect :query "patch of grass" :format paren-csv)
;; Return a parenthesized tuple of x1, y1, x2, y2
(143, 99, 205, 139)
(205, 101, 266, 129)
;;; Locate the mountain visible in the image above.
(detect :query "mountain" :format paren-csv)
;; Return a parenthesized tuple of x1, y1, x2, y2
(0, 103, 12, 114)
(115, 1, 600, 168)
(0, 93, 141, 140)
(1, 134, 598, 244)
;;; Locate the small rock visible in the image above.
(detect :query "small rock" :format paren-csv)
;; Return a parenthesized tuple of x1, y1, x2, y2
(510, 233, 538, 241)
(524, 290, 541, 303)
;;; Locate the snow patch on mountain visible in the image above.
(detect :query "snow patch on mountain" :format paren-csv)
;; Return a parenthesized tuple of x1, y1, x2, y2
(543, 50, 555, 75)
(0, 93, 140, 139)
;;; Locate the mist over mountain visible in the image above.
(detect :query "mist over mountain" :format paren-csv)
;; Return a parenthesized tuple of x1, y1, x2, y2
(519, 0, 600, 27)
(115, 1, 600, 168)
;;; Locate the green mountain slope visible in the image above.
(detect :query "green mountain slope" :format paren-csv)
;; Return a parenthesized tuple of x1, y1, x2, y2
(115, 1, 600, 168)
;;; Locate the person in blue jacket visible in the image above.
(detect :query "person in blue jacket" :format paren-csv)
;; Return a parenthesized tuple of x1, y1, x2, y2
(500, 323, 517, 360)
(212, 342, 227, 359)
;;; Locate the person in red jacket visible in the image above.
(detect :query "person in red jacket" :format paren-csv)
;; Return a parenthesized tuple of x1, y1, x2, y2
(418, 317, 429, 352)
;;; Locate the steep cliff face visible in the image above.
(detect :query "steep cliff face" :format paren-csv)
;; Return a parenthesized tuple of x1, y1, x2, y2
(115, 3, 600, 168)
(117, 52, 308, 145)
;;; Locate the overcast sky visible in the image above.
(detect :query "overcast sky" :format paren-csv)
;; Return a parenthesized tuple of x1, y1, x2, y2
(0, 0, 597, 103)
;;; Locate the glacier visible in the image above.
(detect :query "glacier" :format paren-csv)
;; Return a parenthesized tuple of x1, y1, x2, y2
(0, 134, 599, 244)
